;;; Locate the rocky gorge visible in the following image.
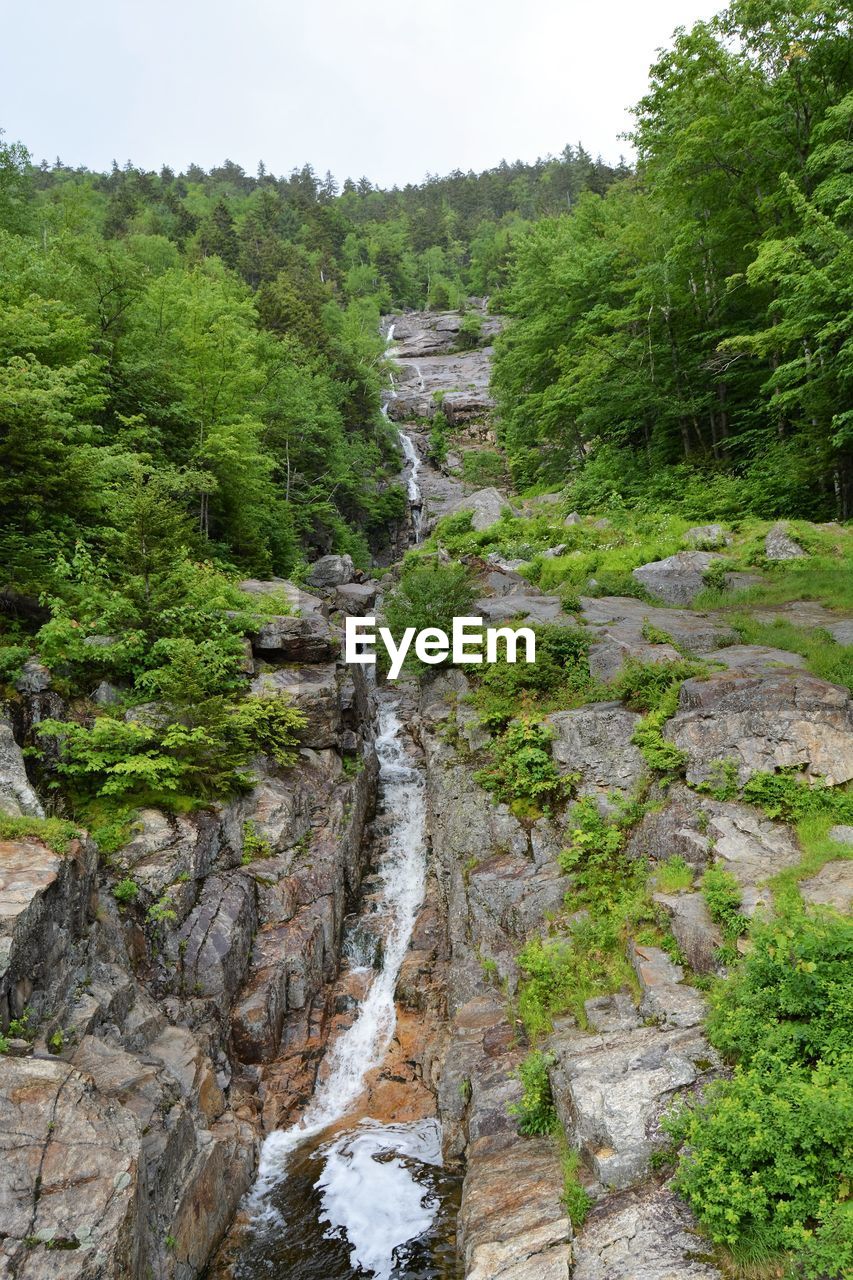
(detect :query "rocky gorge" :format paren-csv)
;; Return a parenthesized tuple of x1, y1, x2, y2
(1, 308, 852, 1280)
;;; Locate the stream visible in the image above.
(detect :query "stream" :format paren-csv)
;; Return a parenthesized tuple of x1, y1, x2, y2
(235, 703, 459, 1279)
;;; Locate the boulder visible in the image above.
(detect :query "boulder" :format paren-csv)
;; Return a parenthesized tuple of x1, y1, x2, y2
(571, 1183, 722, 1280)
(547, 702, 646, 807)
(250, 614, 340, 663)
(564, 512, 582, 526)
(462, 487, 511, 532)
(475, 591, 567, 626)
(632, 551, 721, 605)
(13, 657, 51, 695)
(549, 1020, 717, 1188)
(667, 670, 853, 786)
(306, 553, 355, 589)
(683, 524, 732, 549)
(765, 522, 807, 560)
(333, 581, 380, 615)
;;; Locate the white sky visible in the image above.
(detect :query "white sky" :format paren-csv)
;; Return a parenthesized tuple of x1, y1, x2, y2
(4, 0, 720, 186)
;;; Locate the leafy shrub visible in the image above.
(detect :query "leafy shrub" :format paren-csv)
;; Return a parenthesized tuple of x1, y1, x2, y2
(666, 911, 853, 1267)
(38, 694, 305, 806)
(701, 865, 749, 946)
(242, 819, 272, 863)
(113, 877, 139, 905)
(611, 657, 704, 713)
(0, 642, 29, 685)
(428, 408, 449, 464)
(457, 311, 483, 350)
(742, 770, 853, 827)
(470, 623, 595, 729)
(461, 449, 505, 486)
(560, 1146, 592, 1228)
(382, 560, 476, 672)
(509, 1050, 557, 1135)
(474, 717, 570, 816)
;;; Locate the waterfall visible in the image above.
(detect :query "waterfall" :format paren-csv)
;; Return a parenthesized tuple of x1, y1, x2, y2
(398, 429, 423, 543)
(245, 701, 434, 1278)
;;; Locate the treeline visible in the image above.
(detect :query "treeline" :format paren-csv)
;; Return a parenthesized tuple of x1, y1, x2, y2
(0, 129, 623, 600)
(494, 0, 853, 519)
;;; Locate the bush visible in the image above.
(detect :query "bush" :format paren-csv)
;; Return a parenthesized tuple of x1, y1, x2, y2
(474, 717, 570, 817)
(461, 449, 505, 486)
(509, 1050, 557, 1135)
(457, 311, 483, 350)
(666, 911, 853, 1268)
(470, 623, 595, 729)
(701, 865, 749, 947)
(382, 560, 476, 672)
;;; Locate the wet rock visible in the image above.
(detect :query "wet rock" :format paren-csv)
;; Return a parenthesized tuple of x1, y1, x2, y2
(306, 553, 355, 588)
(0, 710, 43, 817)
(632, 551, 722, 605)
(765, 522, 807, 560)
(683, 523, 732, 549)
(0, 1057, 140, 1276)
(249, 614, 340, 663)
(629, 942, 707, 1028)
(549, 1020, 716, 1189)
(667, 670, 853, 786)
(547, 702, 646, 808)
(653, 892, 723, 975)
(571, 1182, 722, 1279)
(251, 663, 342, 749)
(799, 860, 853, 913)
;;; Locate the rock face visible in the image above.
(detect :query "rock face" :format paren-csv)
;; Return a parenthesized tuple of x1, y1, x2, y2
(0, 624, 380, 1278)
(571, 1183, 722, 1280)
(800, 859, 853, 913)
(579, 594, 739, 679)
(547, 702, 646, 808)
(765, 522, 807, 560)
(238, 576, 327, 618)
(667, 670, 853, 786)
(0, 710, 44, 817)
(249, 613, 340, 663)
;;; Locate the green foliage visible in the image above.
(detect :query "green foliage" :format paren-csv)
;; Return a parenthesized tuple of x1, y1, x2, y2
(460, 449, 505, 487)
(697, 758, 740, 802)
(428, 408, 449, 465)
(611, 657, 704, 714)
(0, 642, 29, 685)
(382, 560, 476, 671)
(655, 856, 694, 894)
(112, 877, 139, 905)
(241, 819, 272, 863)
(469, 623, 596, 730)
(147, 894, 177, 927)
(559, 1145, 593, 1229)
(701, 865, 749, 947)
(457, 311, 484, 350)
(508, 1050, 557, 1135)
(742, 770, 853, 827)
(38, 693, 305, 807)
(473, 717, 569, 817)
(0, 814, 82, 854)
(666, 913, 853, 1267)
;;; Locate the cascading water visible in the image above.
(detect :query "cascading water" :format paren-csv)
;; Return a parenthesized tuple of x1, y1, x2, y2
(236, 701, 458, 1280)
(381, 321, 424, 545)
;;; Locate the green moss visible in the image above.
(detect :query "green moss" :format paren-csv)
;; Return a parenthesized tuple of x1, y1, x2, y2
(0, 814, 82, 854)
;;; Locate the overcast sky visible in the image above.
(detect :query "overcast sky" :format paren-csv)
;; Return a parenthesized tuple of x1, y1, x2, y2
(4, 0, 720, 186)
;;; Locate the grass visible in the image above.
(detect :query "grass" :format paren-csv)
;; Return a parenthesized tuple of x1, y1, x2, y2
(655, 855, 695, 893)
(730, 614, 853, 692)
(770, 817, 853, 914)
(0, 813, 83, 854)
